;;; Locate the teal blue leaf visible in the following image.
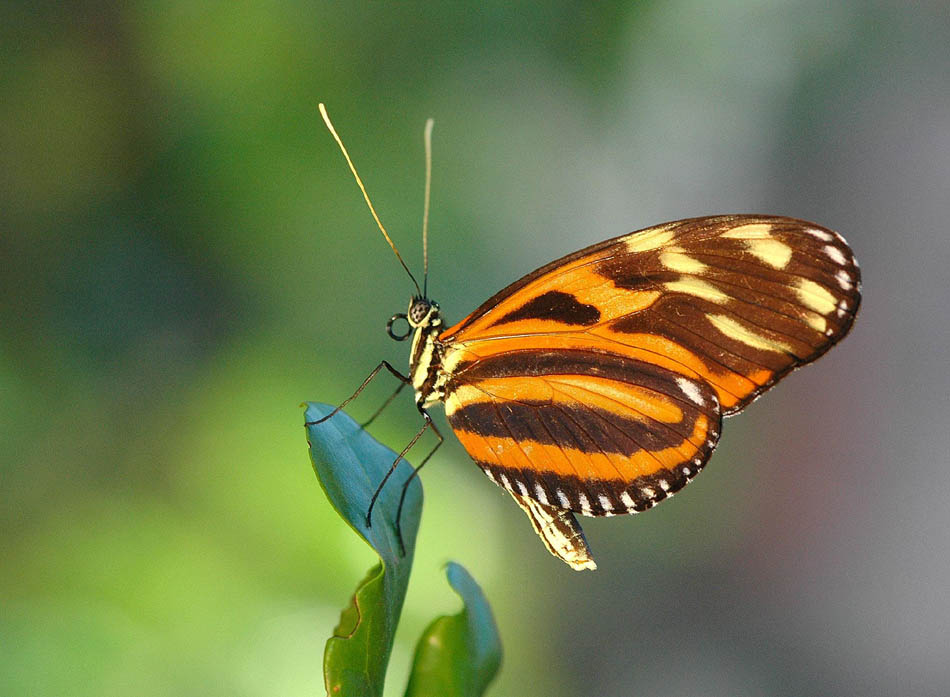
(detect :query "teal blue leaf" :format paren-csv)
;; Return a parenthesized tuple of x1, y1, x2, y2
(305, 402, 423, 697)
(404, 561, 502, 697)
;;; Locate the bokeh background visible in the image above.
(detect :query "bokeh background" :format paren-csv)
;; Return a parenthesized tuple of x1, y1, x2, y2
(3, 2, 949, 696)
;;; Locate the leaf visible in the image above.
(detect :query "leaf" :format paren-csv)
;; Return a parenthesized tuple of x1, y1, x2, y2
(404, 562, 502, 697)
(305, 402, 423, 697)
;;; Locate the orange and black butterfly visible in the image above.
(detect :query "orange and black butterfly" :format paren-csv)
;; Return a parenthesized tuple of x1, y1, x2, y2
(311, 104, 861, 570)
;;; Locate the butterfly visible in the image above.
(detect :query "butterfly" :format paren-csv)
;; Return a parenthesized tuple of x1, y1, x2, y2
(311, 104, 861, 570)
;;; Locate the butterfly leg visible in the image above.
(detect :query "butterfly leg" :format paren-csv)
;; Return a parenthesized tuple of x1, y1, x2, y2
(365, 415, 432, 529)
(305, 361, 410, 426)
(360, 381, 407, 428)
(393, 411, 444, 555)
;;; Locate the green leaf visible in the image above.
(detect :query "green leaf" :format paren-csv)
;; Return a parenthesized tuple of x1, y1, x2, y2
(305, 402, 423, 697)
(404, 562, 502, 697)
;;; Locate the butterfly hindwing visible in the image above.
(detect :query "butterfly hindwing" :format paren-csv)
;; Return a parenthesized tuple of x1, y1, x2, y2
(439, 215, 860, 516)
(444, 348, 723, 517)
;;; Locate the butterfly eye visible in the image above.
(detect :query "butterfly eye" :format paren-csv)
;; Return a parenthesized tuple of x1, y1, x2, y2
(386, 313, 411, 341)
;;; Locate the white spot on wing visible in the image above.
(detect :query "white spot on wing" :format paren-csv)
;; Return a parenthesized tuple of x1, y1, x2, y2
(624, 226, 675, 253)
(807, 228, 834, 242)
(746, 238, 792, 269)
(534, 483, 550, 506)
(599, 495, 613, 512)
(836, 269, 853, 290)
(708, 314, 794, 353)
(823, 245, 848, 265)
(659, 479, 670, 491)
(676, 376, 706, 406)
(578, 492, 592, 516)
(516, 479, 528, 497)
(659, 247, 708, 274)
(621, 491, 636, 510)
(722, 223, 772, 239)
(795, 278, 837, 315)
(500, 473, 511, 490)
(665, 278, 730, 304)
(805, 312, 828, 334)
(557, 489, 570, 508)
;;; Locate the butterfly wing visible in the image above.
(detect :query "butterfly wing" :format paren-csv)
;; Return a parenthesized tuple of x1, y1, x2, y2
(444, 348, 723, 517)
(439, 216, 859, 522)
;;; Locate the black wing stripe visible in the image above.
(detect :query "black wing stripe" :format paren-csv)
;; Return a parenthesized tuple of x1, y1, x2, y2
(453, 392, 685, 459)
(546, 379, 703, 453)
(489, 290, 601, 328)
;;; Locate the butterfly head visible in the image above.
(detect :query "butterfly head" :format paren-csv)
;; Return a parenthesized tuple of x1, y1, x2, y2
(408, 297, 440, 326)
(387, 297, 442, 341)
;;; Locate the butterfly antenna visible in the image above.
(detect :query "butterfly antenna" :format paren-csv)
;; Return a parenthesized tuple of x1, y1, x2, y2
(422, 117, 434, 298)
(318, 103, 422, 296)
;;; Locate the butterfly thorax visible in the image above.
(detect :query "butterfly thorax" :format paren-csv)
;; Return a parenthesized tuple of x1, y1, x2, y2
(406, 298, 447, 408)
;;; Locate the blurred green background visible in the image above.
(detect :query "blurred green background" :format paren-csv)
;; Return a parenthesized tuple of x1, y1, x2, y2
(3, 2, 949, 696)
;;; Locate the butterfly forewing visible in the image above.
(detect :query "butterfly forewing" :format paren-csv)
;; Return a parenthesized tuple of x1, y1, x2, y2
(438, 215, 860, 519)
